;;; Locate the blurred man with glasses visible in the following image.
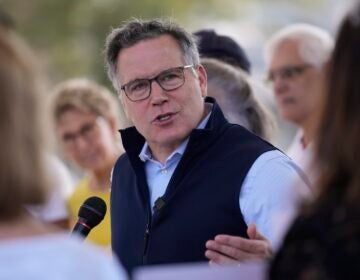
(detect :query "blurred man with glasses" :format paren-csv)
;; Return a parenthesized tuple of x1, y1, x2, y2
(264, 23, 334, 184)
(105, 18, 308, 274)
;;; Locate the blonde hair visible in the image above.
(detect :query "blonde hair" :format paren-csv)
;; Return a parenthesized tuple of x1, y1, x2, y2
(0, 27, 47, 220)
(50, 78, 123, 128)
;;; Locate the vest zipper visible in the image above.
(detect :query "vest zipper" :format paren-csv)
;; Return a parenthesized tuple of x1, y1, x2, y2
(142, 219, 150, 263)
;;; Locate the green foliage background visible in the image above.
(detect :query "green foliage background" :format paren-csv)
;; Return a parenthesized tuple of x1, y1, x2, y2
(1, 0, 328, 90)
(1, 0, 239, 89)
(1, 0, 340, 149)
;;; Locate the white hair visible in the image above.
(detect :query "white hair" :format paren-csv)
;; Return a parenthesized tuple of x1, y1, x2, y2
(264, 23, 334, 69)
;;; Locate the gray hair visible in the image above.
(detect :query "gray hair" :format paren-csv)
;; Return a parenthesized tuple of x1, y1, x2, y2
(104, 18, 200, 91)
(264, 23, 334, 69)
(202, 58, 275, 141)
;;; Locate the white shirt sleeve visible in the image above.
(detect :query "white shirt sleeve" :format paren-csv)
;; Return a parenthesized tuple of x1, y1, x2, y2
(0, 234, 128, 280)
(239, 150, 312, 250)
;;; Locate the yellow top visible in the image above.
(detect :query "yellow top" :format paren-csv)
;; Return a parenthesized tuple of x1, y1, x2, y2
(68, 178, 111, 247)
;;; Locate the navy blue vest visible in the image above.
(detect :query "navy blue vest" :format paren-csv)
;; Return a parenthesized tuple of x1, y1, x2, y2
(111, 97, 275, 274)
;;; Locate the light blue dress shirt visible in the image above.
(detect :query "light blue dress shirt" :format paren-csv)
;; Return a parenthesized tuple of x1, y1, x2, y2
(139, 109, 310, 248)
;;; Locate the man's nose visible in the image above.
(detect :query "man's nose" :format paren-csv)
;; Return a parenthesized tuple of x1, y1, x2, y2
(273, 75, 288, 95)
(150, 80, 168, 105)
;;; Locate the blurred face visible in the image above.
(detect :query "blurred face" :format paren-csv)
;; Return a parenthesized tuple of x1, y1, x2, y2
(268, 39, 325, 126)
(56, 109, 117, 171)
(116, 35, 207, 158)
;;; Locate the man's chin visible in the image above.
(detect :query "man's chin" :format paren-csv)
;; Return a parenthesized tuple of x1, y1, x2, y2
(150, 134, 187, 148)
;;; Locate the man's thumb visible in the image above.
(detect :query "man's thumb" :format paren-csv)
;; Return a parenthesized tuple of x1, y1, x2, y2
(247, 224, 266, 240)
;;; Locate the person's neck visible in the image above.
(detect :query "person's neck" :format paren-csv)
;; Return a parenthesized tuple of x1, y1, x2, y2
(90, 155, 118, 191)
(299, 115, 318, 148)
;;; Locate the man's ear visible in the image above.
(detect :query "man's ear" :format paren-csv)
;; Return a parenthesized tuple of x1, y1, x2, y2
(119, 95, 130, 119)
(197, 64, 207, 98)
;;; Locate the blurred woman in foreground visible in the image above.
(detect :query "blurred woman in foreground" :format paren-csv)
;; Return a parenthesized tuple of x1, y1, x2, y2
(0, 25, 126, 279)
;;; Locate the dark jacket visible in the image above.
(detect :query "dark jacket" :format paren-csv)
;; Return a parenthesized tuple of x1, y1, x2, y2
(111, 97, 275, 273)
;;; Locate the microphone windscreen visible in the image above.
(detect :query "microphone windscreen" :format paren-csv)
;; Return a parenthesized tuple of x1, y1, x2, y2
(78, 196, 107, 228)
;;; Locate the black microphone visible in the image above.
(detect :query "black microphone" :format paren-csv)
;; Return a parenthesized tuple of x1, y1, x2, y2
(71, 196, 107, 239)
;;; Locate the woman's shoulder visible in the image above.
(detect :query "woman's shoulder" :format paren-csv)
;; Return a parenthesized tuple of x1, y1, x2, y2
(0, 234, 127, 279)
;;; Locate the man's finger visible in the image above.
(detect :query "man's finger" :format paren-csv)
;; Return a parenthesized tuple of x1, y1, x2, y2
(206, 240, 259, 261)
(214, 235, 269, 255)
(247, 224, 268, 241)
(205, 249, 238, 265)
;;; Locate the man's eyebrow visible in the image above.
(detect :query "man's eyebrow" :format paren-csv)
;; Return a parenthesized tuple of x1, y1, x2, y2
(123, 67, 175, 86)
(123, 75, 150, 87)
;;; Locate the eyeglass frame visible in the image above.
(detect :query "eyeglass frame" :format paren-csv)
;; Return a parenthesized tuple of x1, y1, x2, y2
(119, 64, 194, 102)
(60, 116, 105, 149)
(266, 64, 313, 84)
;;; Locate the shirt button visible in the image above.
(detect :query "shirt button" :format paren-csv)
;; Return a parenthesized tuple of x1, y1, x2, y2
(161, 169, 168, 175)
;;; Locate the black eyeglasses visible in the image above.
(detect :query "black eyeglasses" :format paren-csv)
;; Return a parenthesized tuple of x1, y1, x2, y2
(120, 65, 194, 102)
(266, 64, 312, 83)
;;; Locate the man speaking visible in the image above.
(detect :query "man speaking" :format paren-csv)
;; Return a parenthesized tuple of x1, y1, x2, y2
(105, 18, 308, 274)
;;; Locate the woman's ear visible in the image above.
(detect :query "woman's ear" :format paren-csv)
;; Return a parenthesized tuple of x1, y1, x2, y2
(107, 116, 118, 135)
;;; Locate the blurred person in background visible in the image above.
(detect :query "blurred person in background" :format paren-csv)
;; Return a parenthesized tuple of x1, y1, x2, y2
(264, 23, 334, 185)
(270, 3, 360, 278)
(49, 78, 124, 248)
(0, 6, 74, 230)
(0, 22, 127, 280)
(202, 57, 274, 141)
(194, 29, 251, 73)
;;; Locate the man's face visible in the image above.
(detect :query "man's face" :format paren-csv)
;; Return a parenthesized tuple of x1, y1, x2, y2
(116, 35, 207, 155)
(268, 39, 325, 126)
